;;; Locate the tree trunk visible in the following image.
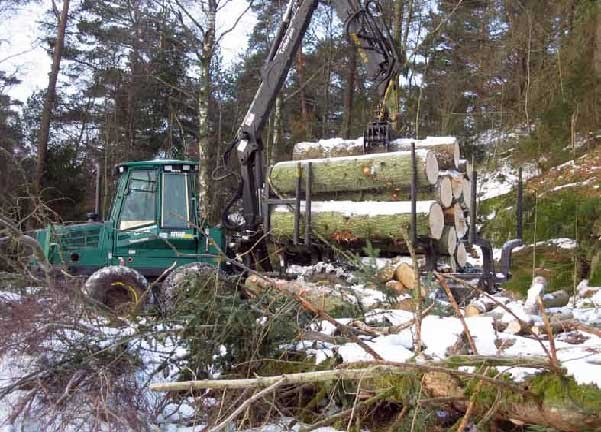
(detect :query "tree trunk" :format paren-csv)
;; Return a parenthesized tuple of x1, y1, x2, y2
(594, 4, 601, 76)
(296, 43, 309, 139)
(270, 200, 445, 243)
(269, 150, 439, 196)
(270, 95, 283, 165)
(198, 0, 216, 224)
(342, 45, 357, 139)
(35, 0, 70, 193)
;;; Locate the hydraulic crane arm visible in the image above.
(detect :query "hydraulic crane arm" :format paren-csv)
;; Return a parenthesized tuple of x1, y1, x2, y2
(223, 0, 402, 234)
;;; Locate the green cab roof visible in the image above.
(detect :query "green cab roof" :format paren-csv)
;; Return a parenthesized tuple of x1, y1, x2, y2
(117, 159, 199, 169)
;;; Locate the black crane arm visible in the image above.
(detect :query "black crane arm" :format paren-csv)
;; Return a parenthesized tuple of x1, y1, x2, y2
(223, 0, 402, 234)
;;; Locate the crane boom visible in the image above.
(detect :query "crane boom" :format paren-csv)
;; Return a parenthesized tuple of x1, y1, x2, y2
(223, 0, 402, 238)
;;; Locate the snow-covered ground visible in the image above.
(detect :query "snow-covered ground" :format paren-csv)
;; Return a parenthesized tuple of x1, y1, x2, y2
(477, 162, 539, 201)
(1, 260, 600, 430)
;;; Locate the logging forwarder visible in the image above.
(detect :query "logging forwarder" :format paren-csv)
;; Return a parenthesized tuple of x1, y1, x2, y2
(32, 0, 523, 312)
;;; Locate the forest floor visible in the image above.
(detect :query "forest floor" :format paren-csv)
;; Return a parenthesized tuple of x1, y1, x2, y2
(1, 258, 600, 431)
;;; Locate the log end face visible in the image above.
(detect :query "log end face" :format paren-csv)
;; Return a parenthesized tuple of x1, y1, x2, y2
(425, 151, 440, 185)
(448, 226, 457, 255)
(429, 202, 445, 240)
(439, 176, 453, 208)
(455, 242, 468, 268)
(453, 143, 461, 168)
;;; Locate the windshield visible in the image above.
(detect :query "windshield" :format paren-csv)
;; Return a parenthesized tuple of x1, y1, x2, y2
(119, 170, 157, 230)
(162, 173, 189, 228)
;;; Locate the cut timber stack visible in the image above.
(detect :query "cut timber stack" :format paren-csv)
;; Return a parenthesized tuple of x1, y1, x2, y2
(270, 136, 474, 262)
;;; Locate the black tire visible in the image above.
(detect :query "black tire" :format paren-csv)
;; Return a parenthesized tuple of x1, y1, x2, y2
(84, 266, 148, 314)
(159, 262, 226, 314)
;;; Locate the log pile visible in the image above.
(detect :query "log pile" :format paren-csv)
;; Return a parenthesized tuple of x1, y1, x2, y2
(269, 136, 473, 265)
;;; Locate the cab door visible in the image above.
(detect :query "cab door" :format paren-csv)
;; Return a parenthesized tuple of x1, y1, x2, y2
(157, 171, 199, 255)
(112, 169, 162, 272)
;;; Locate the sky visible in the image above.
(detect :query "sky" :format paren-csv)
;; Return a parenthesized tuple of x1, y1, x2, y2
(0, 0, 256, 103)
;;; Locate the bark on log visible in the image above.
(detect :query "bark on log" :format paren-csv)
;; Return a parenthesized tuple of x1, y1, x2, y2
(422, 371, 601, 431)
(290, 137, 460, 171)
(269, 150, 439, 196)
(444, 203, 468, 239)
(292, 138, 363, 160)
(542, 290, 570, 308)
(270, 200, 445, 242)
(294, 185, 446, 204)
(391, 137, 460, 170)
(437, 226, 457, 255)
(464, 298, 496, 317)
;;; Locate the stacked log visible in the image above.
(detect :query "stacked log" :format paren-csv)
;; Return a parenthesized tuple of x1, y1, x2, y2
(271, 136, 474, 261)
(270, 200, 445, 245)
(270, 150, 440, 195)
(292, 136, 461, 171)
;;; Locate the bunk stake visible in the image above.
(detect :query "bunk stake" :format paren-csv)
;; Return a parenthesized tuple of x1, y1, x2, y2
(304, 162, 312, 245)
(469, 168, 477, 245)
(517, 167, 523, 240)
(410, 142, 417, 245)
(293, 162, 302, 245)
(263, 168, 271, 233)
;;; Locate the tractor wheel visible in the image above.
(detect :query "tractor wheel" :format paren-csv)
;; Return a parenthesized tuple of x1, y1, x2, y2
(159, 262, 228, 314)
(84, 266, 148, 314)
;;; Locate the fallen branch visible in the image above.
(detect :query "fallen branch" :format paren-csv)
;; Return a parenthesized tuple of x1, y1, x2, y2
(246, 274, 383, 360)
(352, 303, 435, 336)
(150, 363, 531, 396)
(437, 273, 555, 363)
(207, 378, 285, 432)
(435, 273, 477, 354)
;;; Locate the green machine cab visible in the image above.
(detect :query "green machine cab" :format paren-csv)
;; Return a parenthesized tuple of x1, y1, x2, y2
(35, 159, 225, 281)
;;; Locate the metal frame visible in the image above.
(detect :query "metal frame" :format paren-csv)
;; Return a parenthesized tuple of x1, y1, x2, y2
(261, 149, 525, 292)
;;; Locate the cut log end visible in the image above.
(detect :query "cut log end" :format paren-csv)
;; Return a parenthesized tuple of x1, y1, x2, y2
(462, 178, 472, 210)
(438, 176, 453, 208)
(453, 143, 461, 168)
(455, 242, 468, 269)
(425, 151, 440, 185)
(438, 226, 457, 255)
(394, 262, 416, 290)
(429, 202, 445, 240)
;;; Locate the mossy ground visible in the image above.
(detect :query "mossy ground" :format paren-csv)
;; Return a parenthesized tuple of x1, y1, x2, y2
(479, 186, 601, 296)
(502, 246, 576, 297)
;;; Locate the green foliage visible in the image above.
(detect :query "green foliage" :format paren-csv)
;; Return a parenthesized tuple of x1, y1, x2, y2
(480, 186, 601, 294)
(174, 272, 312, 379)
(502, 246, 575, 297)
(529, 373, 601, 415)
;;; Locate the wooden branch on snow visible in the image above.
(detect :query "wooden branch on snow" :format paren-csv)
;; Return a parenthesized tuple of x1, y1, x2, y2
(150, 362, 531, 394)
(244, 274, 383, 359)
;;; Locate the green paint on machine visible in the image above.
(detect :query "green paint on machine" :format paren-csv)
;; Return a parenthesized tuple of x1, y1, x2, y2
(34, 159, 226, 279)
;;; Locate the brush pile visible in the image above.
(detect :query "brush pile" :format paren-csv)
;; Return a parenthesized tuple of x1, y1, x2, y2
(268, 137, 472, 268)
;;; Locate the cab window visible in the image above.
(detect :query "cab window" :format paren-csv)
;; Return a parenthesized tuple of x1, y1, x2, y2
(162, 173, 189, 228)
(119, 170, 157, 230)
